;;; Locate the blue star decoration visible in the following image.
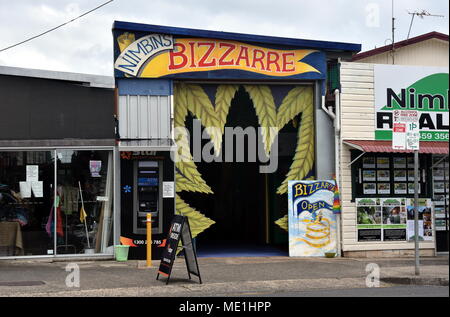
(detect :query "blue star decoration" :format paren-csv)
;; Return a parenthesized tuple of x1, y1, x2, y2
(123, 185, 132, 193)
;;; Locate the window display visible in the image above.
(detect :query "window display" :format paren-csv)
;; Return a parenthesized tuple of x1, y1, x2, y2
(0, 151, 55, 256)
(357, 198, 411, 242)
(0, 150, 114, 258)
(432, 155, 449, 252)
(56, 150, 114, 255)
(353, 153, 428, 197)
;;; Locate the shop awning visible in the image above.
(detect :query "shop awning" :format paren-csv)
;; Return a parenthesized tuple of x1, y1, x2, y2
(118, 139, 177, 151)
(343, 140, 449, 155)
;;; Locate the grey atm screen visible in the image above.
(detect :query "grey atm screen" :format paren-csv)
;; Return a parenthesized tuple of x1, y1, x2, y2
(139, 161, 158, 167)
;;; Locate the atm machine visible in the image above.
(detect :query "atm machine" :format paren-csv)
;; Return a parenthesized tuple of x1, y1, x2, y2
(133, 161, 163, 235)
(119, 152, 175, 260)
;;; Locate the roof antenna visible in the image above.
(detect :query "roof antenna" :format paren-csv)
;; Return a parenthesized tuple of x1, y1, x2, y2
(390, 0, 396, 64)
(407, 10, 445, 40)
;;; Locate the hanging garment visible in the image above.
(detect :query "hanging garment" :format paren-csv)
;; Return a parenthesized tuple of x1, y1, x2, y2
(45, 197, 64, 238)
(61, 186, 79, 215)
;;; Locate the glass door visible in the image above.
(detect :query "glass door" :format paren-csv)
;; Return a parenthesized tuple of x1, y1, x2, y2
(55, 150, 114, 255)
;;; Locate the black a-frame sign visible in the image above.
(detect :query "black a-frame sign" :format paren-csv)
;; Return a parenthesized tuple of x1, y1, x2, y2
(156, 215, 202, 285)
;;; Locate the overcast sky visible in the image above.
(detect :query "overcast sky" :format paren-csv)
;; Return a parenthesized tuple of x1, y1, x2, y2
(0, 0, 448, 76)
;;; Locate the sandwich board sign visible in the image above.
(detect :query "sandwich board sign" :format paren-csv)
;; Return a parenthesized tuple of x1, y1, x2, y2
(288, 180, 338, 257)
(157, 215, 202, 285)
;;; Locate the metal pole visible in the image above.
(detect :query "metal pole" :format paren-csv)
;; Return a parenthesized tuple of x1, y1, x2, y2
(146, 213, 152, 267)
(414, 150, 420, 275)
(54, 150, 58, 256)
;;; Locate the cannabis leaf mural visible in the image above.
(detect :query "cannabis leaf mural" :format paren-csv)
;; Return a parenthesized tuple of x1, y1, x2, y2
(244, 85, 278, 156)
(173, 83, 315, 238)
(276, 87, 315, 195)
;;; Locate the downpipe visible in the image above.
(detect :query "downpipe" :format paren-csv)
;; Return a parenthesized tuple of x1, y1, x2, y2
(321, 91, 342, 257)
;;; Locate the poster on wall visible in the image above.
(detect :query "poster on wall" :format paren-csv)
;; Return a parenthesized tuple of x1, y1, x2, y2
(393, 157, 407, 168)
(377, 183, 391, 195)
(26, 165, 39, 182)
(407, 183, 421, 194)
(89, 160, 102, 177)
(362, 157, 376, 168)
(394, 170, 407, 181)
(394, 183, 407, 194)
(406, 199, 433, 241)
(357, 198, 407, 241)
(288, 180, 338, 257)
(363, 170, 376, 181)
(377, 157, 390, 168)
(374, 65, 449, 142)
(381, 198, 407, 241)
(363, 183, 377, 195)
(377, 170, 390, 181)
(356, 198, 382, 241)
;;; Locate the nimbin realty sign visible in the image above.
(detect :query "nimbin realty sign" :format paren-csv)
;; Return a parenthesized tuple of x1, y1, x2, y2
(374, 65, 449, 142)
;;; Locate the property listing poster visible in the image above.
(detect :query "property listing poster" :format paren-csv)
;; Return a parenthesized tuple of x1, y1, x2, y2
(288, 180, 338, 257)
(357, 198, 407, 242)
(406, 199, 433, 241)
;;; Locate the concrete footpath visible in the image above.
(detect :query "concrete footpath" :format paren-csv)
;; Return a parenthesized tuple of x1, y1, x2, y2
(0, 255, 448, 297)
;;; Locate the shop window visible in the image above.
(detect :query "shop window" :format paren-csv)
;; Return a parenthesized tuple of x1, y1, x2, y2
(0, 151, 55, 256)
(351, 151, 431, 199)
(0, 150, 114, 258)
(432, 155, 449, 252)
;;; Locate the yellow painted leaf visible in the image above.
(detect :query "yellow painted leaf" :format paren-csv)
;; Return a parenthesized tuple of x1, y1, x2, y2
(275, 215, 288, 232)
(176, 194, 215, 238)
(244, 85, 278, 155)
(185, 84, 222, 156)
(277, 88, 315, 194)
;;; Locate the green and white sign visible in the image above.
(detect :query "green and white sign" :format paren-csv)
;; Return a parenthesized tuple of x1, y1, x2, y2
(375, 65, 449, 142)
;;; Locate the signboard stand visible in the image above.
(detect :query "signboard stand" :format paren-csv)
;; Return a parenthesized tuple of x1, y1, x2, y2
(156, 215, 202, 285)
(391, 111, 421, 275)
(413, 149, 420, 276)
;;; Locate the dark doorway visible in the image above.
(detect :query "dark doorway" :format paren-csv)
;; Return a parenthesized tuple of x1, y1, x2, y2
(179, 86, 287, 256)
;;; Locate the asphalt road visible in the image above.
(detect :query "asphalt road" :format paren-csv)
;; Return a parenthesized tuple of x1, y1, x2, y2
(238, 285, 449, 297)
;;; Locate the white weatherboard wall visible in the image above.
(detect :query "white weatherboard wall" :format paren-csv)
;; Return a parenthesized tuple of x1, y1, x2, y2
(355, 38, 449, 67)
(339, 62, 434, 254)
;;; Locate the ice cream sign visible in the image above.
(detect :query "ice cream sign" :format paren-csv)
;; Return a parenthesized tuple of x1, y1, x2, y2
(374, 65, 449, 141)
(114, 32, 325, 79)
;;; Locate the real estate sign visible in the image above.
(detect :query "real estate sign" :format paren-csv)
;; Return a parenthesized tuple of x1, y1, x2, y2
(374, 65, 449, 142)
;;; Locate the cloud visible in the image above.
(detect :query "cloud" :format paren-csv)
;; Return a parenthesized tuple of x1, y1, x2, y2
(0, 0, 447, 76)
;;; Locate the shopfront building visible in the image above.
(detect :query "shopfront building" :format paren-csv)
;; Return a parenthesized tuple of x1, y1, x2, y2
(112, 22, 361, 259)
(338, 62, 449, 257)
(0, 67, 117, 259)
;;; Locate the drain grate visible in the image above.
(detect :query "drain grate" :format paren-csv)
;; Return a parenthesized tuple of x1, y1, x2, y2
(0, 281, 46, 287)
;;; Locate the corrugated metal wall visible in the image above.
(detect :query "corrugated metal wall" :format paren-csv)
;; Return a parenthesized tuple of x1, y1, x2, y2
(118, 95, 171, 140)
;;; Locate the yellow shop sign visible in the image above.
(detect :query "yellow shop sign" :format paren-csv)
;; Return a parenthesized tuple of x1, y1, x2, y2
(114, 33, 321, 78)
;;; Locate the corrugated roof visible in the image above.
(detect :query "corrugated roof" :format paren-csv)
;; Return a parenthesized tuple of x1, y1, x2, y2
(343, 140, 449, 154)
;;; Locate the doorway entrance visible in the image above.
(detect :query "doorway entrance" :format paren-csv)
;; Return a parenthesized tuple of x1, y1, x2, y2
(177, 84, 297, 257)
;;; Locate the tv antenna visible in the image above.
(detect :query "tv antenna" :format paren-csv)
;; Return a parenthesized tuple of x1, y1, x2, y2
(407, 10, 445, 40)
